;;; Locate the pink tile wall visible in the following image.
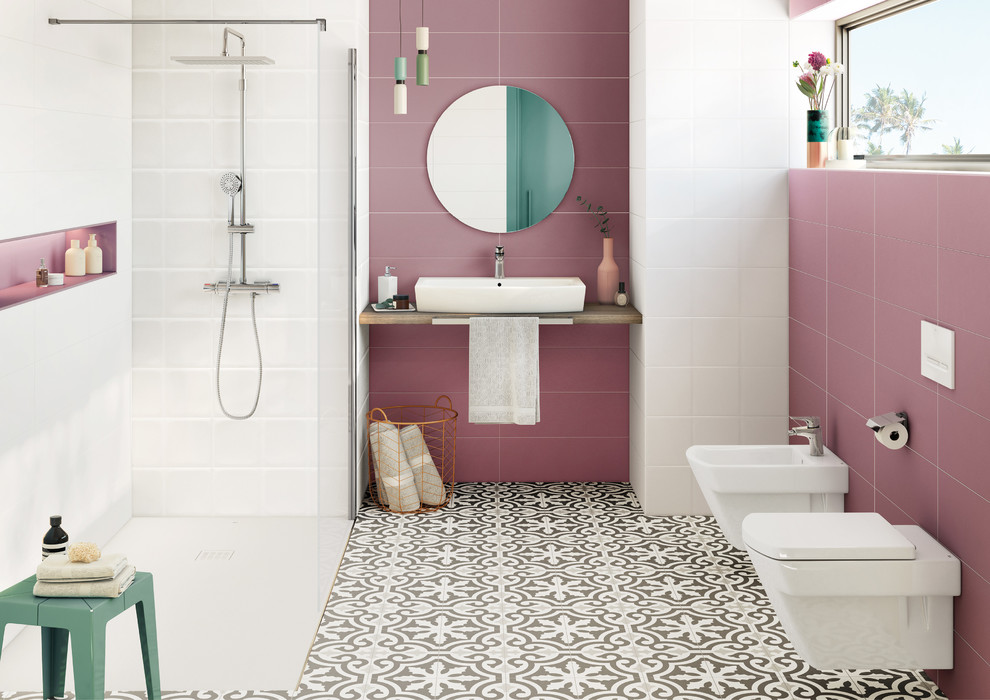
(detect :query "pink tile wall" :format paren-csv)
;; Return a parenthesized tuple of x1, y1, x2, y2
(370, 0, 629, 482)
(789, 169, 990, 697)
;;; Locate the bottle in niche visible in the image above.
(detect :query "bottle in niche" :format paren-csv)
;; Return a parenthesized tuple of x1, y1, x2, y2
(65, 240, 85, 277)
(85, 233, 103, 274)
(36, 258, 49, 288)
(614, 281, 629, 307)
(42, 515, 69, 559)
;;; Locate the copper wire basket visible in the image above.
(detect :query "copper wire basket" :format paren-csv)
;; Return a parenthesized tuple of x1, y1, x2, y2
(367, 395, 456, 513)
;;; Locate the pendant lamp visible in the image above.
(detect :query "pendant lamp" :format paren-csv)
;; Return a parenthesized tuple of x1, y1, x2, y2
(394, 0, 407, 115)
(416, 1, 429, 86)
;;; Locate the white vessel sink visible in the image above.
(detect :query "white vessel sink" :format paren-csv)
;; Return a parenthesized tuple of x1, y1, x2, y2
(414, 277, 586, 313)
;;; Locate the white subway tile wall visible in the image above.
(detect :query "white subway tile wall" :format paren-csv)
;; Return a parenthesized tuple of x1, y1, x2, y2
(629, 1, 827, 514)
(0, 4, 133, 609)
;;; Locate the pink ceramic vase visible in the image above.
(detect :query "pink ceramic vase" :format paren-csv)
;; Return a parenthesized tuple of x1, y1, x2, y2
(597, 237, 619, 304)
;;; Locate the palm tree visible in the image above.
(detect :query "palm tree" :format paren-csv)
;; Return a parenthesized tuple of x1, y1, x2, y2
(852, 84, 898, 150)
(865, 141, 887, 156)
(894, 90, 936, 155)
(941, 137, 972, 155)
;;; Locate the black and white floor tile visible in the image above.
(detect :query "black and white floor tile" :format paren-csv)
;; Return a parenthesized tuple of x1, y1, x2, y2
(0, 483, 947, 699)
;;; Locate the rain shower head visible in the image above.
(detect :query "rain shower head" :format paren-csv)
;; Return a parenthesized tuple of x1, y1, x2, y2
(171, 55, 274, 65)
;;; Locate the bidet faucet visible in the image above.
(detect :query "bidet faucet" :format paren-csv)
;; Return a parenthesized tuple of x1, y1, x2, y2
(788, 416, 823, 456)
(495, 246, 505, 279)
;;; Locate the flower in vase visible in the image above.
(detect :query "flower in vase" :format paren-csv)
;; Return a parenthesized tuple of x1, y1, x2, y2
(808, 51, 828, 71)
(791, 51, 843, 112)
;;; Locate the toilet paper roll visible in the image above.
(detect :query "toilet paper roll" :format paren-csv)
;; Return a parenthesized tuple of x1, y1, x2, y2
(875, 423, 908, 449)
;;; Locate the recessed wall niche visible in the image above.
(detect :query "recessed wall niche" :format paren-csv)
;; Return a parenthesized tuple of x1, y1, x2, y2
(0, 221, 117, 311)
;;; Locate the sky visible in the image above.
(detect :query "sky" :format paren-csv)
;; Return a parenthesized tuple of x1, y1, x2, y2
(849, 0, 990, 155)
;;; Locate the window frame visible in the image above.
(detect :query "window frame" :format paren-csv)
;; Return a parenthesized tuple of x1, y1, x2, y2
(835, 0, 990, 170)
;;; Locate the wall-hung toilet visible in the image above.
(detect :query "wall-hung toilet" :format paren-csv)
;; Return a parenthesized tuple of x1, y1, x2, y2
(686, 444, 848, 549)
(743, 512, 961, 670)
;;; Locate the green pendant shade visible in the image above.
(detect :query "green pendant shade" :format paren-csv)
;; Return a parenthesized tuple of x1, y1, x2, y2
(394, 56, 407, 81)
(416, 25, 429, 85)
(417, 52, 429, 86)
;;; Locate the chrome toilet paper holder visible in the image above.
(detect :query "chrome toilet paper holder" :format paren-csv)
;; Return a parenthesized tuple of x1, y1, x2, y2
(866, 411, 908, 432)
(867, 412, 909, 449)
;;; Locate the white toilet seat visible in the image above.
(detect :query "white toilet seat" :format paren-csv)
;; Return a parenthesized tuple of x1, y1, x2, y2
(743, 512, 916, 561)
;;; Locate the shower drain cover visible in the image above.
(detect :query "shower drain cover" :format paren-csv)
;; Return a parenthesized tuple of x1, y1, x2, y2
(195, 550, 235, 561)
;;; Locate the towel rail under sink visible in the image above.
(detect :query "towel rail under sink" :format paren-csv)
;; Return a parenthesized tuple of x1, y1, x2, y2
(431, 317, 574, 325)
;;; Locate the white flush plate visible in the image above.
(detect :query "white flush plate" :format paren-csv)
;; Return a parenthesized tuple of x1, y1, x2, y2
(921, 321, 955, 389)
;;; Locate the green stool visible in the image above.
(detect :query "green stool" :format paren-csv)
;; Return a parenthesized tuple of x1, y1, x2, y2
(0, 571, 161, 700)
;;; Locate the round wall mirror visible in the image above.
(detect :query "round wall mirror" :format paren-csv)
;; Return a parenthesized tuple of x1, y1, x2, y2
(426, 86, 575, 234)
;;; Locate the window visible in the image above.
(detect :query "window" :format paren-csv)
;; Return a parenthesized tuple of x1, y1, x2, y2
(837, 0, 990, 162)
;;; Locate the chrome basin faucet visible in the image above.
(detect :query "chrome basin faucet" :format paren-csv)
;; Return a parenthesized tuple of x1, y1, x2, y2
(495, 246, 505, 279)
(788, 416, 823, 456)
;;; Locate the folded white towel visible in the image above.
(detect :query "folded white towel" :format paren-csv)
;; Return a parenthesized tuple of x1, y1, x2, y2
(34, 565, 136, 598)
(37, 553, 128, 582)
(469, 316, 540, 425)
(399, 424, 447, 505)
(369, 421, 421, 512)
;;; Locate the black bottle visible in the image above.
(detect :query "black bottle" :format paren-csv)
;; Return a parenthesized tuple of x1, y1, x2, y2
(42, 515, 69, 559)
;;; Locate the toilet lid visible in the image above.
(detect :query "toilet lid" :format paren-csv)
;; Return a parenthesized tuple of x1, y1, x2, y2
(742, 512, 916, 561)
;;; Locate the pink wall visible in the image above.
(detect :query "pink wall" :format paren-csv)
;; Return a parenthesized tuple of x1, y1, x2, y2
(789, 168, 990, 698)
(369, 0, 629, 481)
(790, 0, 833, 18)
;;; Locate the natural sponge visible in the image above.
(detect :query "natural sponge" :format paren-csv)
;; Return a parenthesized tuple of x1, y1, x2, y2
(67, 542, 101, 563)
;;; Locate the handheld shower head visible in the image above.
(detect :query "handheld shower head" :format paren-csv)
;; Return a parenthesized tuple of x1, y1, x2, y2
(219, 172, 242, 196)
(220, 172, 242, 225)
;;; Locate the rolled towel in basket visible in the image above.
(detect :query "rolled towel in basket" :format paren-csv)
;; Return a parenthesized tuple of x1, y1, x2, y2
(369, 421, 421, 512)
(399, 425, 446, 506)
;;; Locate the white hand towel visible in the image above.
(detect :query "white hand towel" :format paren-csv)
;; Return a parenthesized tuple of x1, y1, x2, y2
(33, 565, 136, 598)
(399, 424, 447, 505)
(468, 316, 540, 425)
(369, 421, 421, 512)
(37, 553, 128, 582)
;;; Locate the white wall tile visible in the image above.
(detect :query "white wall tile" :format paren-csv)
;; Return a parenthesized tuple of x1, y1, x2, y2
(647, 71, 693, 119)
(132, 421, 164, 468)
(164, 420, 213, 467)
(692, 21, 741, 69)
(645, 416, 694, 466)
(740, 267, 788, 317)
(163, 468, 213, 515)
(646, 367, 693, 417)
(646, 119, 694, 169)
(740, 366, 789, 416)
(740, 317, 789, 367)
(263, 468, 317, 515)
(692, 367, 740, 416)
(647, 21, 694, 69)
(692, 219, 739, 267)
(693, 170, 743, 218)
(692, 318, 740, 366)
(132, 468, 165, 515)
(741, 416, 788, 443)
(163, 369, 213, 417)
(692, 416, 742, 445)
(646, 170, 694, 219)
(691, 268, 740, 316)
(741, 21, 788, 69)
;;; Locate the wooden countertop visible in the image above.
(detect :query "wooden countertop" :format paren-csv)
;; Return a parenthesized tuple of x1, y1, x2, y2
(359, 303, 643, 325)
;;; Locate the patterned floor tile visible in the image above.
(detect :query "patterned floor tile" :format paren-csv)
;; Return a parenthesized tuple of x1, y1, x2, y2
(0, 483, 949, 700)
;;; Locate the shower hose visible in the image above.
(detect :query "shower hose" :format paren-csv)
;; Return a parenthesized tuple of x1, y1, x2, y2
(215, 231, 263, 420)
